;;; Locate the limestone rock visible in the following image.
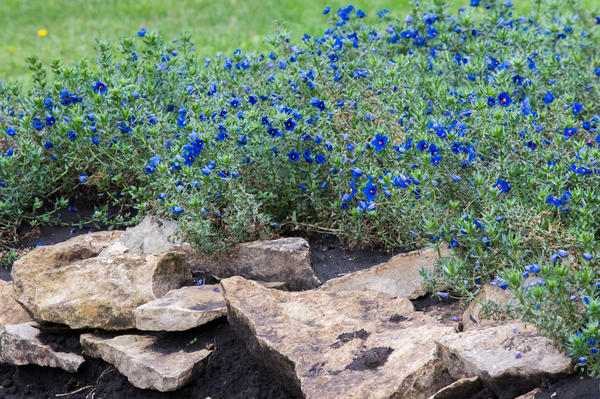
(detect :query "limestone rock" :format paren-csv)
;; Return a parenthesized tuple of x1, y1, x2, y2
(0, 280, 31, 330)
(31, 252, 190, 330)
(0, 322, 84, 372)
(258, 281, 287, 290)
(99, 215, 190, 257)
(221, 276, 455, 399)
(514, 388, 542, 399)
(80, 332, 212, 392)
(11, 231, 123, 311)
(136, 285, 226, 331)
(427, 376, 483, 399)
(462, 285, 515, 330)
(194, 238, 319, 290)
(320, 247, 450, 299)
(436, 321, 572, 398)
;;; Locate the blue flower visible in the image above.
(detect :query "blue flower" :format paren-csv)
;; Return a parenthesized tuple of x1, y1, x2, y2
(79, 174, 88, 183)
(92, 81, 107, 94)
(149, 155, 162, 167)
(172, 206, 184, 215)
(525, 264, 540, 274)
(558, 249, 569, 258)
(371, 134, 388, 152)
(498, 92, 512, 107)
(357, 9, 367, 18)
(137, 28, 146, 37)
(322, 6, 331, 14)
(493, 178, 511, 193)
(43, 140, 53, 149)
(287, 149, 300, 162)
(284, 118, 296, 131)
(543, 91, 554, 104)
(5, 127, 15, 136)
(303, 150, 313, 163)
(3, 147, 14, 157)
(564, 127, 577, 140)
(572, 102, 583, 116)
(362, 182, 377, 201)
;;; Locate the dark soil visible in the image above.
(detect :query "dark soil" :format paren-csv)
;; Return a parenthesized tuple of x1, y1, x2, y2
(308, 235, 400, 283)
(534, 374, 600, 399)
(345, 347, 394, 371)
(0, 268, 10, 281)
(16, 199, 127, 248)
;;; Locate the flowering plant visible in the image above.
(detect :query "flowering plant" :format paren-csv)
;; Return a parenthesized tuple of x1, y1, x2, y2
(1, 0, 600, 374)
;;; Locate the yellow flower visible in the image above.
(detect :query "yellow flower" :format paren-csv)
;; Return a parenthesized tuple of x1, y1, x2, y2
(37, 29, 48, 37)
(8, 45, 15, 53)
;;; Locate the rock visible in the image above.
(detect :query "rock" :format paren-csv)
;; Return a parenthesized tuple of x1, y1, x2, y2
(31, 252, 190, 330)
(0, 281, 31, 330)
(80, 331, 212, 392)
(99, 215, 189, 257)
(136, 285, 226, 331)
(11, 231, 123, 311)
(427, 376, 483, 399)
(514, 388, 542, 399)
(462, 285, 515, 330)
(320, 247, 450, 299)
(221, 276, 455, 399)
(258, 281, 287, 290)
(0, 322, 84, 372)
(193, 238, 319, 291)
(436, 321, 572, 398)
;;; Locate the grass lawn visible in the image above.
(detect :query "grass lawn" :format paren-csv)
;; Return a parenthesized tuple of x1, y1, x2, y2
(0, 0, 595, 85)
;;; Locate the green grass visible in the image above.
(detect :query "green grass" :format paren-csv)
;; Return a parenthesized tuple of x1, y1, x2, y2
(0, 0, 407, 84)
(0, 0, 595, 85)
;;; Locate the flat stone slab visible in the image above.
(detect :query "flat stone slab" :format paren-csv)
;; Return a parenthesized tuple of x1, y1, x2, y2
(136, 285, 226, 331)
(320, 247, 450, 299)
(0, 322, 84, 372)
(80, 331, 213, 392)
(222, 276, 455, 399)
(428, 376, 483, 399)
(436, 321, 572, 397)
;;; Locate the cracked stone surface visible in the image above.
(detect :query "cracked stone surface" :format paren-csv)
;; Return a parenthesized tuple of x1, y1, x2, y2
(222, 276, 455, 399)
